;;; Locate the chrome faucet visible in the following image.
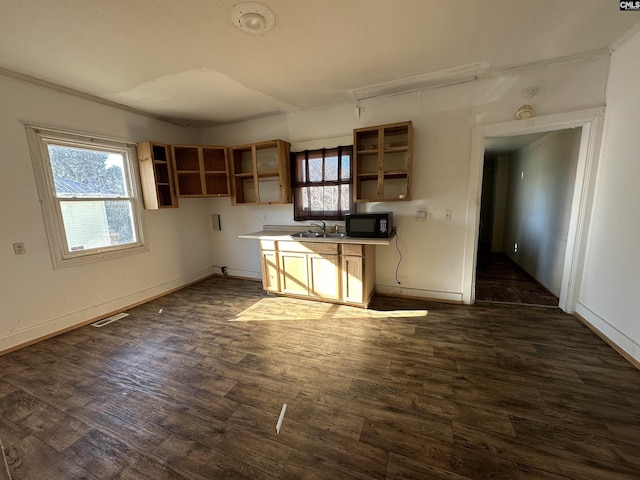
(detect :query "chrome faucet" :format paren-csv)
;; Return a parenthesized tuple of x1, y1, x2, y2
(310, 220, 326, 233)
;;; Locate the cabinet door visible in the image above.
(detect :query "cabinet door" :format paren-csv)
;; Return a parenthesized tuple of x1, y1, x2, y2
(279, 251, 309, 296)
(308, 254, 340, 300)
(136, 141, 178, 209)
(341, 255, 364, 304)
(261, 250, 280, 292)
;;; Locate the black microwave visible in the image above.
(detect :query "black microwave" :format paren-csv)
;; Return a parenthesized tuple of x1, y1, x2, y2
(345, 212, 393, 238)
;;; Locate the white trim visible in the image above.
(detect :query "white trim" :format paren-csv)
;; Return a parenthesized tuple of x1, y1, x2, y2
(464, 108, 605, 311)
(376, 284, 463, 303)
(26, 125, 147, 269)
(0, 267, 215, 353)
(575, 302, 640, 364)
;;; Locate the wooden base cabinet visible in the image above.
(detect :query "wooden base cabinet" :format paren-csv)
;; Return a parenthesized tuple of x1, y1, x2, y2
(260, 241, 280, 293)
(309, 254, 341, 300)
(341, 244, 375, 306)
(259, 240, 375, 307)
(279, 250, 311, 296)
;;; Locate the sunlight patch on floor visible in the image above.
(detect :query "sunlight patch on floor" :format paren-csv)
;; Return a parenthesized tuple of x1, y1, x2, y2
(231, 297, 428, 322)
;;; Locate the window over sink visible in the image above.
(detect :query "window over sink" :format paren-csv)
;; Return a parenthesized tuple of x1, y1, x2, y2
(291, 146, 354, 221)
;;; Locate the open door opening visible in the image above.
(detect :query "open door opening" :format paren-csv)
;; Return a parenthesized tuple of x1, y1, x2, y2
(475, 129, 582, 307)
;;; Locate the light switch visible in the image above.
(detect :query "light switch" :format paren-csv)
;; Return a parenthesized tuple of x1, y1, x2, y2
(211, 214, 221, 231)
(13, 242, 25, 255)
(416, 209, 427, 221)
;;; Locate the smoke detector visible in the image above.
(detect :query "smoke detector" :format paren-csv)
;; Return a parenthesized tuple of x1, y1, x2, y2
(516, 104, 534, 120)
(231, 2, 275, 34)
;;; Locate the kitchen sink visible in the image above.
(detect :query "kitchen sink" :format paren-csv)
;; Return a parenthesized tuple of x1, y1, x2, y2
(292, 231, 324, 238)
(291, 231, 347, 239)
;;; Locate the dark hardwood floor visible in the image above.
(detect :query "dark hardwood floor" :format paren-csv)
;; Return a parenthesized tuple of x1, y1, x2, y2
(476, 253, 559, 306)
(1, 276, 639, 479)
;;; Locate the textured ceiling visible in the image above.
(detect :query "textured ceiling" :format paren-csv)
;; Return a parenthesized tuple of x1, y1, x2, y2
(1, 0, 639, 126)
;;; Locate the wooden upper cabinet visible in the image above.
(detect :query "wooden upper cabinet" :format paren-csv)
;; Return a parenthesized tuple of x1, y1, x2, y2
(228, 139, 291, 205)
(136, 141, 178, 209)
(171, 145, 230, 197)
(354, 121, 413, 202)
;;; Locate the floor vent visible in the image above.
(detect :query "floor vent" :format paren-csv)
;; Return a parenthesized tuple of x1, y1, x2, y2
(91, 312, 129, 328)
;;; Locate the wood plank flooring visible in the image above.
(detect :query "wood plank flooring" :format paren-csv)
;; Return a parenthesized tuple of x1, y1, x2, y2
(1, 276, 639, 479)
(476, 253, 559, 306)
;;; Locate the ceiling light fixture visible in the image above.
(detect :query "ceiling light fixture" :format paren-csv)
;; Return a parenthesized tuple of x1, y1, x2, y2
(231, 2, 275, 34)
(348, 62, 488, 101)
(516, 104, 534, 120)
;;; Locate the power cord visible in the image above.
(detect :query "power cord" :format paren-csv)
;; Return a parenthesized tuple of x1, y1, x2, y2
(395, 229, 402, 285)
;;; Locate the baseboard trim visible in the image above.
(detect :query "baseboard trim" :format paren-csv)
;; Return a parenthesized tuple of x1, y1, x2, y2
(574, 303, 640, 370)
(0, 267, 216, 356)
(375, 285, 463, 304)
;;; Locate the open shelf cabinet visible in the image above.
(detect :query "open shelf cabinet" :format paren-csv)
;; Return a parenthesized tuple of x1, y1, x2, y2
(229, 139, 291, 205)
(354, 121, 413, 202)
(136, 141, 178, 209)
(171, 145, 230, 197)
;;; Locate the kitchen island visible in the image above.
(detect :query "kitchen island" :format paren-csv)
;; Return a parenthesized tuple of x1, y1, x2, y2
(240, 226, 394, 307)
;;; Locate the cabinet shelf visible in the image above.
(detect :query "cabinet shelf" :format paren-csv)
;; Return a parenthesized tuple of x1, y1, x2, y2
(384, 146, 409, 153)
(383, 171, 409, 179)
(136, 141, 178, 209)
(353, 121, 413, 202)
(172, 145, 230, 197)
(229, 140, 291, 205)
(257, 170, 280, 178)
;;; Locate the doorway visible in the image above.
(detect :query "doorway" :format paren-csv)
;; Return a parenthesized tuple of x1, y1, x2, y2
(476, 129, 581, 307)
(462, 108, 606, 312)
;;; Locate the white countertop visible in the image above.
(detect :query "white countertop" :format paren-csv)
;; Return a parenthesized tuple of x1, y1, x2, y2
(238, 225, 395, 245)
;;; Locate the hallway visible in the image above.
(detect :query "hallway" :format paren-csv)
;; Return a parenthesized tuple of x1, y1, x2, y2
(476, 253, 559, 307)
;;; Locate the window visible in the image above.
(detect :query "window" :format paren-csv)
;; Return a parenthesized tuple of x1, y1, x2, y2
(26, 126, 144, 268)
(291, 146, 353, 220)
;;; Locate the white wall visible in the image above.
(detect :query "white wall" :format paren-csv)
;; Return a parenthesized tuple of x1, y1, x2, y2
(0, 75, 212, 352)
(576, 29, 640, 362)
(502, 129, 581, 296)
(491, 155, 509, 252)
(201, 55, 611, 303)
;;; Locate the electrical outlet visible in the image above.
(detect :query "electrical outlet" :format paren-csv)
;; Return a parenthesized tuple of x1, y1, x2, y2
(262, 213, 268, 224)
(13, 242, 25, 255)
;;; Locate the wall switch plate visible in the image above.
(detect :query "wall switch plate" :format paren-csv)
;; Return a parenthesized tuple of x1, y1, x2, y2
(444, 210, 452, 221)
(211, 214, 221, 231)
(416, 209, 427, 221)
(13, 242, 25, 255)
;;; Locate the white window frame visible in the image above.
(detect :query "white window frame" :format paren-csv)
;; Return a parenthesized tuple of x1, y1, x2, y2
(26, 125, 146, 269)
